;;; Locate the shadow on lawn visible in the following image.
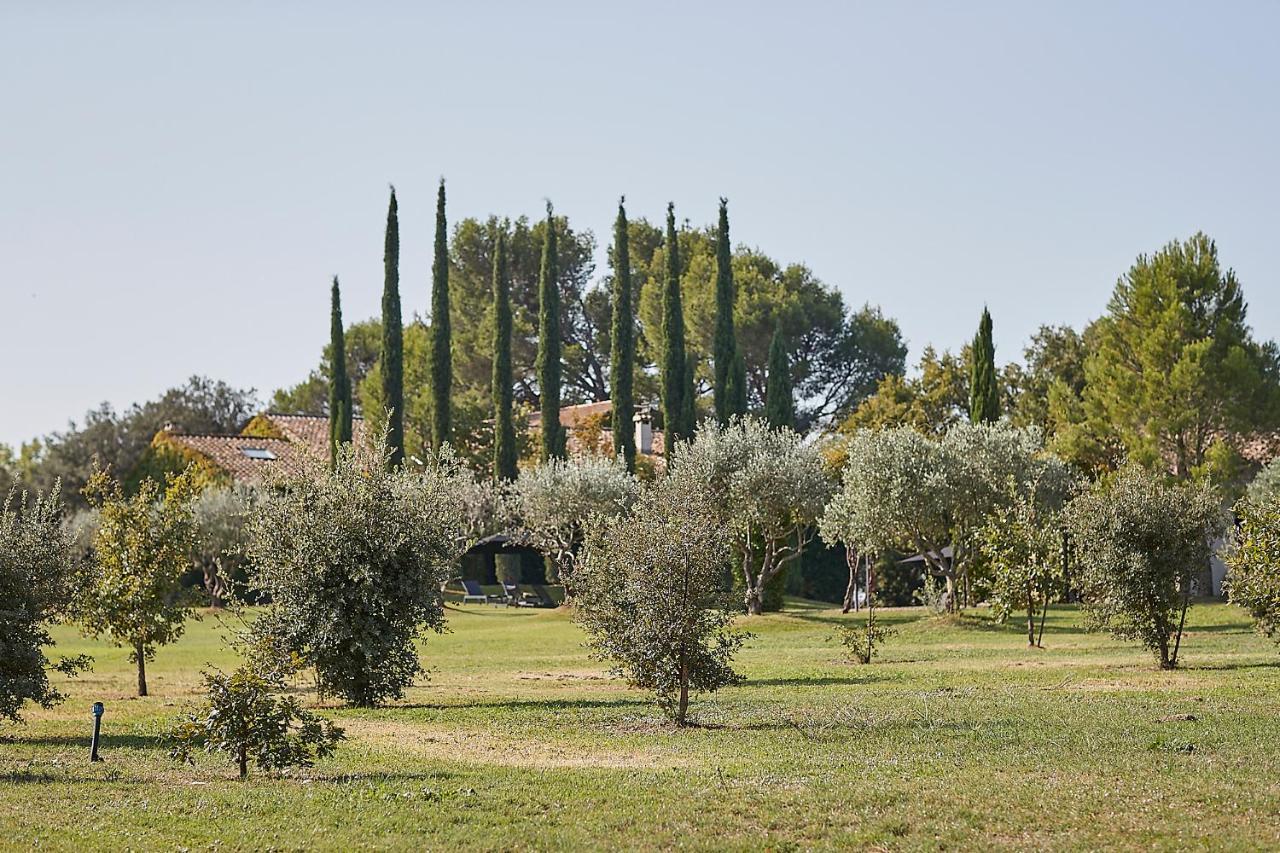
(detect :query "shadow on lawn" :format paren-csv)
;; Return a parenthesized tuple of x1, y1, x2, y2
(391, 697, 650, 713)
(4, 733, 168, 752)
(748, 674, 886, 688)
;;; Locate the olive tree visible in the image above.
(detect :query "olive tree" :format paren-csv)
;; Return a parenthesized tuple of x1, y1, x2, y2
(978, 488, 1067, 647)
(191, 484, 256, 608)
(1226, 493, 1280, 643)
(828, 423, 1068, 613)
(0, 486, 90, 725)
(247, 445, 469, 707)
(76, 467, 200, 696)
(1066, 464, 1225, 669)
(574, 472, 746, 724)
(674, 417, 833, 615)
(512, 454, 638, 588)
(168, 642, 343, 780)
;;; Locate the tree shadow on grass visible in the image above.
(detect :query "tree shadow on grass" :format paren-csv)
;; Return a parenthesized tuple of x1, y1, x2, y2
(747, 674, 887, 688)
(387, 697, 650, 713)
(1, 733, 167, 752)
(1187, 659, 1280, 671)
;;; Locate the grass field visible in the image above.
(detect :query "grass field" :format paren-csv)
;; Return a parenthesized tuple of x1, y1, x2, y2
(3, 599, 1279, 851)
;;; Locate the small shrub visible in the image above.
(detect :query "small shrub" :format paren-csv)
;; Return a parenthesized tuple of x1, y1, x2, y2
(836, 621, 895, 665)
(1226, 495, 1280, 642)
(168, 650, 343, 780)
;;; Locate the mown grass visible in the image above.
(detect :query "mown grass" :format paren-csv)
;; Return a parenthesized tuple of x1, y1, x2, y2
(2, 600, 1279, 851)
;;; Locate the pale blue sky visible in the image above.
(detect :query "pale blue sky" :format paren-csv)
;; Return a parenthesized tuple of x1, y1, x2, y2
(3, 2, 1278, 448)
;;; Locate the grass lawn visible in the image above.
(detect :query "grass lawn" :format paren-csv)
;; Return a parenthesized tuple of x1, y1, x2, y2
(3, 599, 1279, 851)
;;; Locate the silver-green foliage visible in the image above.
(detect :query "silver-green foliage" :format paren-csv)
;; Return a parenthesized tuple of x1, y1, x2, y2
(0, 486, 88, 724)
(513, 454, 638, 584)
(1225, 493, 1280, 643)
(674, 417, 833, 615)
(575, 473, 747, 724)
(192, 484, 256, 607)
(1246, 458, 1280, 506)
(823, 423, 1071, 610)
(247, 445, 470, 707)
(1066, 464, 1225, 668)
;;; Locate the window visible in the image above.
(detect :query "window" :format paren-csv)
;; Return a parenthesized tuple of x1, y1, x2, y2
(240, 447, 277, 461)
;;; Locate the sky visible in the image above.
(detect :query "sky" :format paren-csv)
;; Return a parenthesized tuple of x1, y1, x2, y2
(3, 2, 1278, 449)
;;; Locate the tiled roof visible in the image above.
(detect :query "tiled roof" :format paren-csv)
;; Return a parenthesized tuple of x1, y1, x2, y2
(161, 434, 314, 484)
(158, 413, 368, 485)
(526, 400, 613, 430)
(264, 412, 368, 448)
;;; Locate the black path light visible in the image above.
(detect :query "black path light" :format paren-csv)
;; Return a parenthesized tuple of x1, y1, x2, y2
(90, 702, 104, 762)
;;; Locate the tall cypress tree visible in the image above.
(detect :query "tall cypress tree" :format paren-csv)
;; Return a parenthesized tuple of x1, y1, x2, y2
(969, 307, 999, 424)
(536, 202, 565, 461)
(725, 350, 749, 420)
(491, 232, 518, 481)
(764, 322, 795, 430)
(660, 202, 688, 445)
(328, 276, 353, 468)
(381, 186, 404, 468)
(712, 197, 738, 425)
(610, 198, 636, 470)
(430, 179, 452, 451)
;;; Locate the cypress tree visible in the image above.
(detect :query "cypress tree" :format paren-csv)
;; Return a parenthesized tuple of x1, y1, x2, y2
(381, 186, 404, 468)
(610, 198, 636, 470)
(492, 232, 518, 481)
(712, 197, 738, 425)
(969, 307, 999, 424)
(660, 202, 688, 445)
(328, 276, 353, 468)
(536, 202, 565, 460)
(725, 350, 749, 420)
(430, 179, 452, 451)
(764, 322, 795, 430)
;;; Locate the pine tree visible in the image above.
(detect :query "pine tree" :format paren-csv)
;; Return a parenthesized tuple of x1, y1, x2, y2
(764, 323, 795, 430)
(430, 179, 452, 451)
(610, 198, 636, 471)
(492, 232, 518, 481)
(969, 307, 999, 424)
(712, 197, 738, 425)
(536, 202, 565, 460)
(328, 276, 353, 468)
(381, 186, 404, 468)
(661, 202, 688, 445)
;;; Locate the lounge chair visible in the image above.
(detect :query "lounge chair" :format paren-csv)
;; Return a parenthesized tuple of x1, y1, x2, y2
(517, 584, 557, 608)
(497, 581, 520, 606)
(459, 579, 491, 605)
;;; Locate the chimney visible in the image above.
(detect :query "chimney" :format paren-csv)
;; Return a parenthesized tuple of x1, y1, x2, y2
(634, 407, 653, 455)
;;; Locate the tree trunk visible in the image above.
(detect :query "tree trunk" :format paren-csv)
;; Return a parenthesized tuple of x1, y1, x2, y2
(135, 642, 148, 697)
(676, 664, 689, 726)
(1037, 579, 1049, 647)
(745, 588, 764, 616)
(1026, 580, 1036, 647)
(238, 744, 248, 780)
(945, 574, 956, 613)
(1170, 586, 1191, 668)
(842, 549, 858, 614)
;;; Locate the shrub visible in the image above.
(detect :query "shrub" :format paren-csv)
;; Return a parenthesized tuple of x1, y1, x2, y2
(168, 646, 343, 779)
(0, 486, 90, 725)
(247, 445, 469, 707)
(1066, 464, 1225, 669)
(1226, 494, 1280, 642)
(575, 475, 747, 724)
